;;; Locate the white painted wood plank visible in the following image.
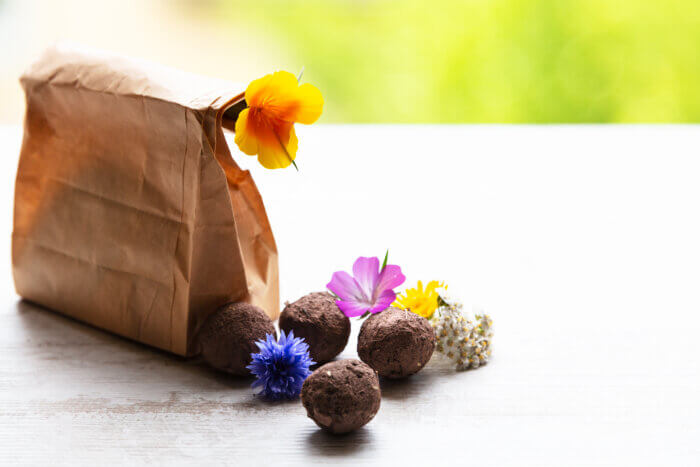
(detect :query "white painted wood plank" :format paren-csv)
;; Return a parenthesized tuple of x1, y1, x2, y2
(1, 125, 699, 465)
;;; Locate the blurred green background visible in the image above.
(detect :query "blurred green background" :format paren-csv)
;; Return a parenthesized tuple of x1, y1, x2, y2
(1, 0, 698, 123)
(217, 0, 700, 122)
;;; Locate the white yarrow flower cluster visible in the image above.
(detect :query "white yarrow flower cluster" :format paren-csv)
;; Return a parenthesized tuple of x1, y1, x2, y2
(430, 297, 493, 370)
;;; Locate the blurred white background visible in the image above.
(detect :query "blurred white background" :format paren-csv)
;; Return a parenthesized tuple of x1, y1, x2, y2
(0, 0, 283, 124)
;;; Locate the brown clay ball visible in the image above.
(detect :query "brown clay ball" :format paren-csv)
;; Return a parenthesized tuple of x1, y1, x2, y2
(279, 292, 350, 364)
(357, 307, 436, 379)
(197, 302, 276, 375)
(301, 359, 381, 434)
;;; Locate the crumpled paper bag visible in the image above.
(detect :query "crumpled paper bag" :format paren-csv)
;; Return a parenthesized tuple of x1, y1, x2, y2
(12, 44, 279, 356)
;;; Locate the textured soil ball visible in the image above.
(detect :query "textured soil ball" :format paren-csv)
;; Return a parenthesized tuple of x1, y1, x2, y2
(198, 302, 276, 375)
(357, 307, 436, 379)
(279, 292, 350, 364)
(301, 359, 381, 434)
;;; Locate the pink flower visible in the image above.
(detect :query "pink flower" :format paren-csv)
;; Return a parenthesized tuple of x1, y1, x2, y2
(326, 256, 406, 317)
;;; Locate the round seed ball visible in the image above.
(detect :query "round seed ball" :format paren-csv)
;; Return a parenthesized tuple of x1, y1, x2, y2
(197, 302, 276, 375)
(279, 292, 350, 364)
(357, 307, 435, 379)
(301, 359, 381, 434)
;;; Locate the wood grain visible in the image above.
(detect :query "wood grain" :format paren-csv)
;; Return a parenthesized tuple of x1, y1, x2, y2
(1, 125, 699, 465)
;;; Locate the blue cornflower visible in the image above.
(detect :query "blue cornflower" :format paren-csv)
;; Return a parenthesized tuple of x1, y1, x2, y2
(247, 330, 315, 400)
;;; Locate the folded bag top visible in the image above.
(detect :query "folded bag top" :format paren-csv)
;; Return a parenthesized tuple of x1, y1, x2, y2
(12, 43, 279, 356)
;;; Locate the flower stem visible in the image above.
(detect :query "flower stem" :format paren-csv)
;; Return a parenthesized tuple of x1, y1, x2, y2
(272, 128, 299, 171)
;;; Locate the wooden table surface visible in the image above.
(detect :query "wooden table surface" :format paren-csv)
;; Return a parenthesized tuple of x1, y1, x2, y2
(1, 125, 699, 466)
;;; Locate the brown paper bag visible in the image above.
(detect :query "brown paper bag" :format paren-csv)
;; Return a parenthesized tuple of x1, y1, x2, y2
(12, 44, 279, 356)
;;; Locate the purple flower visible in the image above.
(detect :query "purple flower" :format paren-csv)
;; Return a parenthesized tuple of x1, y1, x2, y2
(246, 331, 315, 400)
(326, 256, 406, 317)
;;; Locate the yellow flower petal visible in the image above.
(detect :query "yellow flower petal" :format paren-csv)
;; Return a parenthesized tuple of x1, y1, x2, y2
(244, 73, 274, 107)
(292, 83, 324, 124)
(233, 108, 258, 156)
(234, 70, 322, 169)
(245, 71, 298, 109)
(393, 280, 446, 319)
(257, 125, 298, 170)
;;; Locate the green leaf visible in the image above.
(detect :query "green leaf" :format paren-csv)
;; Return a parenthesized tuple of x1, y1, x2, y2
(381, 249, 389, 272)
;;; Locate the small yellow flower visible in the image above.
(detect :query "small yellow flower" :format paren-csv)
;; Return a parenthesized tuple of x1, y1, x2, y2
(234, 71, 323, 169)
(393, 280, 445, 319)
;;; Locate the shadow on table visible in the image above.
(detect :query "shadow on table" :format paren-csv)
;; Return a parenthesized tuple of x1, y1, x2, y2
(14, 299, 253, 391)
(303, 427, 374, 456)
(379, 359, 457, 401)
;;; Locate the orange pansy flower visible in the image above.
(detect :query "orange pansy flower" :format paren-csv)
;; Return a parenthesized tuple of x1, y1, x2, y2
(234, 71, 323, 169)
